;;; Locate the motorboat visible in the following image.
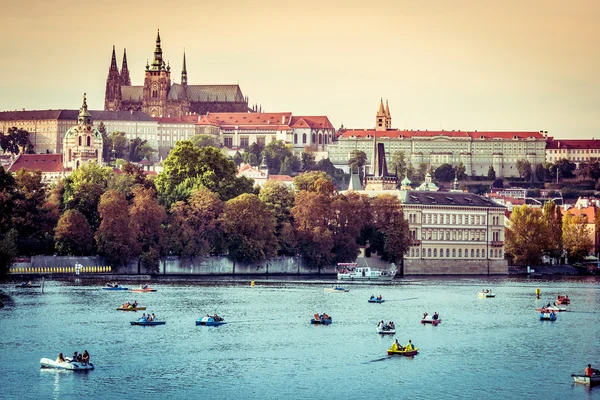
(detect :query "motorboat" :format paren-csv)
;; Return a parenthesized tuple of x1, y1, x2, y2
(556, 295, 570, 305)
(130, 320, 166, 326)
(40, 358, 94, 370)
(324, 286, 349, 293)
(116, 306, 146, 311)
(376, 325, 396, 335)
(572, 374, 600, 386)
(368, 297, 385, 303)
(196, 316, 226, 326)
(540, 313, 557, 321)
(311, 313, 332, 325)
(477, 292, 495, 298)
(15, 283, 40, 288)
(102, 284, 128, 291)
(387, 347, 419, 356)
(337, 264, 396, 281)
(131, 288, 157, 293)
(535, 306, 567, 312)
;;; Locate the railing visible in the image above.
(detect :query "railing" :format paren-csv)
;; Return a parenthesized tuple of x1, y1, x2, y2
(490, 241, 503, 247)
(10, 266, 112, 274)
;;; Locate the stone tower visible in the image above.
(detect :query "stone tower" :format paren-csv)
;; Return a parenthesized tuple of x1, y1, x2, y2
(104, 45, 122, 111)
(181, 51, 188, 88)
(142, 29, 172, 117)
(121, 48, 131, 86)
(63, 94, 103, 170)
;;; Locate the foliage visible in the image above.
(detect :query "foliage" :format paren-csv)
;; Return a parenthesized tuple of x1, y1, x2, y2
(191, 134, 221, 149)
(329, 192, 370, 263)
(129, 187, 167, 272)
(258, 181, 296, 255)
(242, 143, 263, 166)
(219, 194, 277, 263)
(487, 166, 496, 181)
(129, 137, 156, 162)
(109, 131, 129, 159)
(415, 163, 428, 182)
(455, 162, 467, 180)
(505, 205, 549, 266)
(491, 178, 504, 188)
(166, 188, 224, 259)
(554, 158, 575, 179)
(315, 158, 340, 177)
(542, 200, 563, 260)
(434, 163, 454, 182)
(95, 190, 139, 267)
(279, 156, 293, 175)
(98, 122, 112, 163)
(54, 209, 95, 256)
(293, 171, 333, 192)
(301, 151, 316, 171)
(233, 151, 243, 166)
(262, 140, 294, 175)
(0, 127, 33, 155)
(562, 212, 593, 263)
(365, 195, 411, 263)
(348, 150, 367, 175)
(390, 151, 407, 177)
(516, 159, 532, 182)
(0, 229, 18, 275)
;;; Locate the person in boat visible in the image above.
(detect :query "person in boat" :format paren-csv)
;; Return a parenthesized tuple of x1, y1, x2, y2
(323, 313, 329, 320)
(82, 350, 90, 364)
(586, 364, 595, 377)
(133, 300, 138, 308)
(72, 351, 78, 363)
(377, 295, 382, 300)
(432, 312, 439, 320)
(151, 313, 156, 321)
(141, 313, 147, 322)
(370, 294, 375, 300)
(27, 281, 33, 287)
(391, 339, 403, 351)
(423, 312, 428, 319)
(56, 352, 66, 363)
(389, 321, 395, 330)
(405, 340, 414, 350)
(549, 311, 556, 318)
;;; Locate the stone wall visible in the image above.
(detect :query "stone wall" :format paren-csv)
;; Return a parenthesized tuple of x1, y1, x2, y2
(404, 259, 508, 275)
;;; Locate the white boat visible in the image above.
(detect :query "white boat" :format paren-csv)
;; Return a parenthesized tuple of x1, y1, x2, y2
(573, 374, 600, 386)
(376, 326, 396, 335)
(478, 292, 495, 298)
(324, 286, 349, 293)
(337, 264, 396, 281)
(40, 358, 95, 370)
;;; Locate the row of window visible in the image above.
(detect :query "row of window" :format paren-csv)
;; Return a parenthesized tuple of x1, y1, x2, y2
(293, 132, 332, 145)
(409, 213, 500, 225)
(408, 247, 503, 258)
(415, 229, 490, 241)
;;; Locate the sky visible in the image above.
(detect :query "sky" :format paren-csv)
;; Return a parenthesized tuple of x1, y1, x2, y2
(0, 0, 598, 139)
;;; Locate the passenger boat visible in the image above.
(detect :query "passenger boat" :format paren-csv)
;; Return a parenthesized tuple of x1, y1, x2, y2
(324, 286, 349, 293)
(336, 264, 396, 281)
(368, 297, 385, 303)
(539, 313, 557, 321)
(556, 295, 570, 305)
(40, 358, 94, 370)
(102, 284, 128, 291)
(15, 284, 41, 288)
(477, 292, 495, 298)
(421, 316, 441, 326)
(376, 326, 396, 335)
(572, 374, 600, 386)
(535, 306, 567, 312)
(130, 320, 166, 326)
(196, 316, 226, 326)
(131, 287, 157, 293)
(387, 347, 419, 356)
(116, 306, 147, 311)
(311, 313, 332, 325)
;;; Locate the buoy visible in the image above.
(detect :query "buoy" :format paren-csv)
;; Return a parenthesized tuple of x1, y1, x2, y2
(251, 281, 255, 287)
(536, 288, 540, 299)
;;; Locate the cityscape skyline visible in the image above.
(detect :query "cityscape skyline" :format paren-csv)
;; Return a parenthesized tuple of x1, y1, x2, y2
(1, 0, 598, 138)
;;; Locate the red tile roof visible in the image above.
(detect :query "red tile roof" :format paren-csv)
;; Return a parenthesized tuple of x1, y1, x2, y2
(338, 129, 545, 140)
(7, 154, 63, 173)
(154, 115, 198, 123)
(268, 175, 293, 182)
(290, 116, 335, 130)
(565, 205, 597, 222)
(546, 139, 600, 150)
(200, 112, 292, 126)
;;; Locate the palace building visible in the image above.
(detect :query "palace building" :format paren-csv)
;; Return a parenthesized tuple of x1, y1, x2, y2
(104, 30, 250, 118)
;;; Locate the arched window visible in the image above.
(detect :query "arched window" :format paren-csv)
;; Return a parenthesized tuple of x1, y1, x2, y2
(476, 249, 480, 258)
(78, 136, 82, 146)
(312, 133, 316, 143)
(433, 249, 437, 257)
(458, 249, 462, 257)
(294, 134, 298, 144)
(427, 248, 431, 257)
(319, 133, 322, 144)
(452, 249, 456, 257)
(86, 136, 91, 146)
(471, 249, 474, 258)
(302, 133, 307, 144)
(422, 248, 426, 257)
(446, 249, 450, 257)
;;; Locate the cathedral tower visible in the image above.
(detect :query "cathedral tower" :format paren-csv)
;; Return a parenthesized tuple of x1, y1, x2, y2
(181, 51, 188, 88)
(104, 45, 122, 111)
(375, 98, 387, 131)
(142, 29, 172, 117)
(64, 94, 103, 170)
(121, 48, 131, 86)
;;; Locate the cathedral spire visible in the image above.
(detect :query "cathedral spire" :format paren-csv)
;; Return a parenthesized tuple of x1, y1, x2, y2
(385, 99, 391, 118)
(377, 98, 385, 116)
(121, 48, 131, 86)
(78, 93, 92, 125)
(181, 51, 188, 87)
(151, 29, 164, 70)
(110, 45, 118, 71)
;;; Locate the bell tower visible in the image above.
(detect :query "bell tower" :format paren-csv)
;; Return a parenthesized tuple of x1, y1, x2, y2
(142, 30, 171, 117)
(104, 45, 122, 111)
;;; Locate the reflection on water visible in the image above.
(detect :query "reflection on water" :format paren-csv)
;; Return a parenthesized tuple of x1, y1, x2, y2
(1, 277, 600, 399)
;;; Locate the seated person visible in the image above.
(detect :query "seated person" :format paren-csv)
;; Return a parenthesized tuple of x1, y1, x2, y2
(405, 340, 414, 350)
(56, 352, 66, 363)
(81, 350, 90, 364)
(423, 312, 428, 319)
(370, 294, 375, 300)
(391, 339, 402, 351)
(72, 351, 79, 362)
(323, 313, 329, 320)
(377, 295, 382, 300)
(432, 312, 439, 320)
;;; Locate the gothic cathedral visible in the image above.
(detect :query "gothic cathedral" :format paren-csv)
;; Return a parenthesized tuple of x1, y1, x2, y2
(105, 30, 251, 118)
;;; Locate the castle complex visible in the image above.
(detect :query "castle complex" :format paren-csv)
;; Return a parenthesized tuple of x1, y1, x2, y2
(104, 30, 250, 118)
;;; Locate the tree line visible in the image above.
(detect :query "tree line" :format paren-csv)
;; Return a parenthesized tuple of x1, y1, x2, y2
(0, 140, 411, 275)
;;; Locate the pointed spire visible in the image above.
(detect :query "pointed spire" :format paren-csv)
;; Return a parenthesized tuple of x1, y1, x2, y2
(110, 45, 118, 71)
(181, 51, 188, 87)
(151, 29, 164, 70)
(78, 93, 92, 125)
(385, 99, 391, 118)
(376, 98, 385, 116)
(121, 48, 131, 86)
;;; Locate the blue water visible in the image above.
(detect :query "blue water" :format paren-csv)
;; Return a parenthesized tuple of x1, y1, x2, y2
(1, 277, 599, 399)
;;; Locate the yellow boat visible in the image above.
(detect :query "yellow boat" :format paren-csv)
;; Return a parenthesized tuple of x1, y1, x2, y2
(116, 306, 147, 311)
(387, 347, 419, 356)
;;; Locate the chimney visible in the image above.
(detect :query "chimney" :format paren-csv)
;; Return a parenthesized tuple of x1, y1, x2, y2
(22, 108, 25, 111)
(282, 115, 285, 124)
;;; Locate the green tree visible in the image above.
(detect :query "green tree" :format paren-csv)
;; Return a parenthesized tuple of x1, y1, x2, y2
(191, 134, 221, 148)
(109, 131, 129, 159)
(98, 121, 112, 163)
(365, 195, 411, 263)
(65, 182, 105, 232)
(455, 162, 467, 180)
(0, 127, 33, 155)
(129, 137, 156, 162)
(516, 159, 532, 181)
(315, 158, 339, 176)
(562, 212, 593, 263)
(416, 163, 428, 182)
(54, 209, 95, 256)
(220, 193, 277, 263)
(487, 166, 496, 181)
(542, 200, 563, 260)
(233, 151, 243, 166)
(329, 192, 370, 263)
(505, 205, 548, 266)
(434, 163, 455, 182)
(259, 181, 296, 256)
(554, 158, 576, 179)
(348, 150, 367, 176)
(262, 140, 294, 175)
(301, 151, 316, 171)
(242, 142, 263, 166)
(279, 156, 293, 175)
(166, 188, 225, 259)
(129, 187, 167, 273)
(293, 171, 333, 192)
(390, 151, 407, 177)
(96, 190, 139, 267)
(0, 166, 17, 274)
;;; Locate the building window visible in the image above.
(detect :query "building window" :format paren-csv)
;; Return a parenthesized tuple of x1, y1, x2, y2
(476, 249, 480, 258)
(294, 134, 298, 144)
(471, 249, 474, 258)
(240, 137, 249, 148)
(302, 133, 307, 144)
(458, 249, 462, 257)
(257, 137, 266, 146)
(312, 133, 316, 143)
(224, 137, 233, 148)
(433, 249, 437, 257)
(86, 136, 91, 146)
(452, 249, 456, 257)
(446, 249, 450, 257)
(427, 248, 432, 257)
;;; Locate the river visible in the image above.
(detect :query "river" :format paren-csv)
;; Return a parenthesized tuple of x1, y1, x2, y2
(1, 276, 599, 399)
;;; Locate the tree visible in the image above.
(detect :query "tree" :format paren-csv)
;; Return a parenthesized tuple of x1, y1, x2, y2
(554, 159, 576, 179)
(542, 200, 563, 261)
(242, 142, 263, 166)
(535, 163, 547, 182)
(293, 171, 333, 192)
(505, 205, 549, 266)
(366, 195, 411, 263)
(129, 137, 156, 162)
(390, 151, 407, 177)
(220, 194, 277, 263)
(129, 187, 167, 272)
(278, 156, 293, 175)
(166, 188, 224, 259)
(416, 163, 428, 182)
(262, 140, 294, 175)
(0, 127, 33, 155)
(516, 159, 532, 181)
(487, 166, 496, 181)
(455, 162, 467, 180)
(109, 131, 129, 159)
(348, 150, 367, 176)
(98, 122, 112, 163)
(191, 134, 221, 148)
(434, 163, 454, 182)
(315, 158, 339, 176)
(491, 178, 504, 188)
(301, 151, 316, 171)
(233, 151, 243, 166)
(96, 190, 139, 267)
(562, 212, 593, 263)
(259, 181, 296, 256)
(0, 166, 17, 274)
(329, 192, 370, 263)
(54, 209, 95, 256)
(65, 182, 105, 232)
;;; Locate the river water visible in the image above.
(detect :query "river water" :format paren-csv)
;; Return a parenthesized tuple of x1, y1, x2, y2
(1, 276, 599, 399)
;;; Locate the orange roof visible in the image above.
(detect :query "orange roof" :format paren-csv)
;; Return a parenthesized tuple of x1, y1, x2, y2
(198, 112, 292, 126)
(547, 139, 600, 150)
(565, 205, 597, 222)
(338, 129, 545, 140)
(8, 154, 63, 173)
(154, 115, 198, 123)
(290, 116, 335, 130)
(268, 175, 293, 182)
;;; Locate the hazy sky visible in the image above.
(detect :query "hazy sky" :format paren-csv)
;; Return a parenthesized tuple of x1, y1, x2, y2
(1, 0, 598, 138)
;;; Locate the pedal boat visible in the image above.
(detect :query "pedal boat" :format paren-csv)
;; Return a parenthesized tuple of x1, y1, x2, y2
(387, 347, 419, 356)
(196, 316, 226, 326)
(40, 358, 94, 370)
